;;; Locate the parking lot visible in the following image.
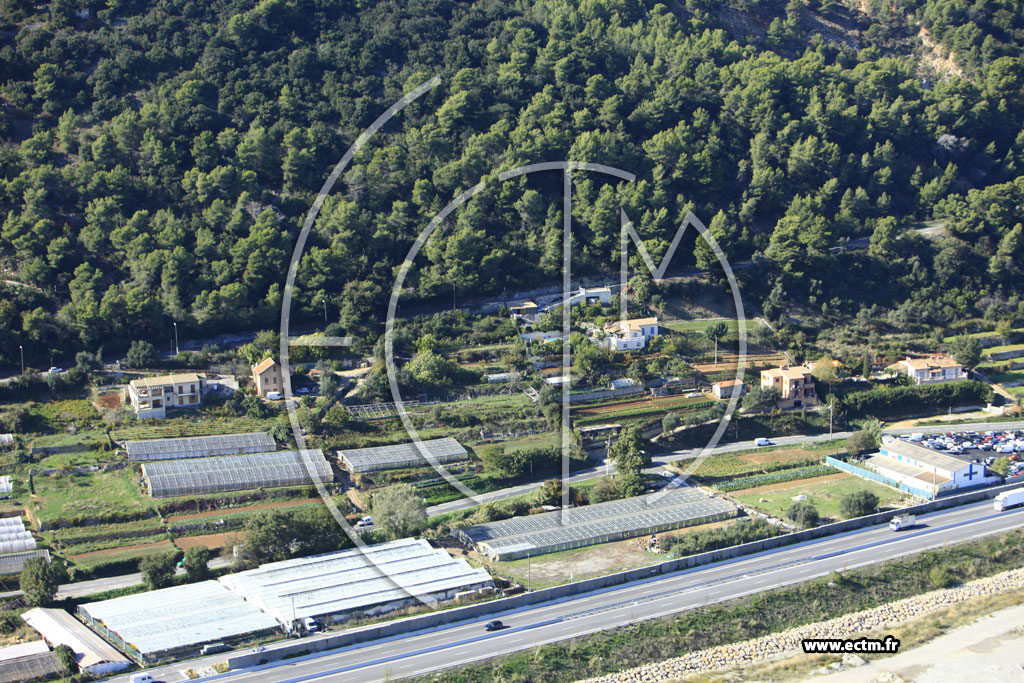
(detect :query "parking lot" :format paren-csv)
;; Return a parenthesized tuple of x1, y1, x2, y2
(898, 429, 1024, 477)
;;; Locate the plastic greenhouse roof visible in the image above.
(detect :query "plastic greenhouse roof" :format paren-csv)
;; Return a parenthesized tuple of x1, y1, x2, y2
(124, 432, 277, 461)
(462, 488, 737, 557)
(219, 538, 492, 623)
(78, 581, 280, 656)
(142, 449, 332, 497)
(338, 437, 467, 472)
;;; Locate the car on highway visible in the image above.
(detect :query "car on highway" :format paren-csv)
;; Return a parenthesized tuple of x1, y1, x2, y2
(484, 620, 504, 631)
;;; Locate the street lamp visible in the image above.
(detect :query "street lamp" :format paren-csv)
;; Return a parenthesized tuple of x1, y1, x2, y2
(18, 345, 23, 375)
(321, 298, 328, 327)
(172, 322, 179, 356)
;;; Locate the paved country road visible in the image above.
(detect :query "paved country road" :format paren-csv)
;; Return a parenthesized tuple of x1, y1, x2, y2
(426, 420, 1024, 517)
(105, 500, 1024, 683)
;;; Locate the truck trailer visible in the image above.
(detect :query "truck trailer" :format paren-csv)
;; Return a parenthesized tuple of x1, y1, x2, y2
(889, 514, 916, 531)
(993, 487, 1024, 512)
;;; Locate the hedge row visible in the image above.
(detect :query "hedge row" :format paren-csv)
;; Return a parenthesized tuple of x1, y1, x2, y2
(715, 465, 838, 492)
(43, 508, 157, 530)
(841, 380, 994, 418)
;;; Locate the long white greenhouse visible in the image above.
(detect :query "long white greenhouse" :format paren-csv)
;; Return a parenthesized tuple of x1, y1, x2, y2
(78, 580, 281, 664)
(141, 449, 333, 497)
(338, 437, 468, 472)
(456, 488, 738, 560)
(123, 432, 277, 461)
(219, 538, 493, 627)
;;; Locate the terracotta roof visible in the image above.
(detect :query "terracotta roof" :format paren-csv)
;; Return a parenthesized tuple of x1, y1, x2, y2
(761, 366, 811, 381)
(129, 373, 201, 388)
(898, 355, 962, 371)
(604, 317, 659, 334)
(252, 357, 278, 374)
(713, 379, 745, 387)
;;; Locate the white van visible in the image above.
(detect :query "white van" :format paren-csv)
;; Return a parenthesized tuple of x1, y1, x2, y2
(754, 438, 772, 447)
(130, 674, 154, 683)
(266, 391, 283, 400)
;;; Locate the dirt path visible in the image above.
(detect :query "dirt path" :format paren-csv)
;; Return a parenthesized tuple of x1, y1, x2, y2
(164, 498, 321, 523)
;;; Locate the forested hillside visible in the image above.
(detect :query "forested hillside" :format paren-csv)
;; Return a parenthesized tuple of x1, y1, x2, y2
(2, 0, 1024, 367)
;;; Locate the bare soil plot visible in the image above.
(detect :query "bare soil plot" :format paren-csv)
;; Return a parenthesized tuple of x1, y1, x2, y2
(175, 532, 236, 551)
(68, 538, 175, 561)
(733, 472, 848, 496)
(737, 448, 822, 467)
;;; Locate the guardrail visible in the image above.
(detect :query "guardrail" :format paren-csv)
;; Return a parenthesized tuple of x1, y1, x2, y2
(223, 480, 1024, 670)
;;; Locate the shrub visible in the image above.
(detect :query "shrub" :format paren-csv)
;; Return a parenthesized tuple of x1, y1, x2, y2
(841, 380, 993, 418)
(929, 565, 956, 588)
(787, 501, 820, 528)
(839, 490, 879, 518)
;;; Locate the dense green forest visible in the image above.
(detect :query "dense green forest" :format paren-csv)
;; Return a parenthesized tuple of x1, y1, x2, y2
(2, 0, 1024, 368)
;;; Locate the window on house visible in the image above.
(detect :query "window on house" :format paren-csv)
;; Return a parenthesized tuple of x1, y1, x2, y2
(178, 385, 183, 394)
(190, 384, 196, 393)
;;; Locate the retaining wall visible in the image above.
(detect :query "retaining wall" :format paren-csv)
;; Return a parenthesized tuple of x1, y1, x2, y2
(224, 481, 1024, 670)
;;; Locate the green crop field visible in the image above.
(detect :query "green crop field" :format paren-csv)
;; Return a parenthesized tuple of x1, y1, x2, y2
(30, 468, 156, 525)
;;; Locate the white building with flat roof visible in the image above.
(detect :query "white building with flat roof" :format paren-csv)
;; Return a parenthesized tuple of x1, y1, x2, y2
(864, 437, 1001, 498)
(126, 373, 206, 418)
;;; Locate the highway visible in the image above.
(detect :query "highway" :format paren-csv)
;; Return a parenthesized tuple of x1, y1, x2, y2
(115, 499, 1024, 683)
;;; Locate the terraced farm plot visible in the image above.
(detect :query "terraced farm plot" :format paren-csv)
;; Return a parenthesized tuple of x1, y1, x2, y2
(68, 539, 177, 569)
(111, 415, 272, 441)
(572, 394, 716, 426)
(674, 448, 822, 480)
(662, 319, 741, 334)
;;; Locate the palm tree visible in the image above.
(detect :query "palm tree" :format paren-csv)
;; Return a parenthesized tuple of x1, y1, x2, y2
(704, 322, 729, 364)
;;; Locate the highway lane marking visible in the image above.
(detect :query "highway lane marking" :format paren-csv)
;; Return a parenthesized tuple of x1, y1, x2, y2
(194, 504, 1020, 683)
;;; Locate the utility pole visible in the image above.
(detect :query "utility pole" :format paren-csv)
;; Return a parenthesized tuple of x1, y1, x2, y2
(172, 322, 179, 355)
(452, 282, 456, 312)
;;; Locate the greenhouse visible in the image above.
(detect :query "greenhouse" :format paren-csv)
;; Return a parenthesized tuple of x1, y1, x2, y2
(0, 518, 35, 554)
(78, 580, 280, 664)
(0, 550, 50, 576)
(457, 488, 738, 560)
(0, 476, 10, 494)
(219, 538, 493, 627)
(142, 449, 333, 497)
(123, 432, 277, 461)
(338, 437, 468, 473)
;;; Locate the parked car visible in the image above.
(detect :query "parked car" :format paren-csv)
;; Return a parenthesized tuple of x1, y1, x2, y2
(303, 617, 324, 633)
(266, 391, 283, 400)
(484, 620, 504, 631)
(47, 366, 64, 374)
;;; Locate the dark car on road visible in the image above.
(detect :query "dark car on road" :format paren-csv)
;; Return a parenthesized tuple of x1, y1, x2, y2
(484, 620, 504, 631)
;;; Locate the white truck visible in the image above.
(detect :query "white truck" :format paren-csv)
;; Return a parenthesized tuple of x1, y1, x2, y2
(889, 514, 915, 531)
(993, 487, 1024, 512)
